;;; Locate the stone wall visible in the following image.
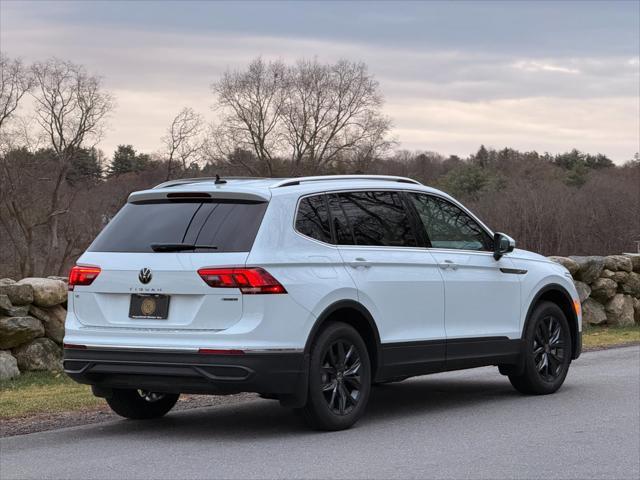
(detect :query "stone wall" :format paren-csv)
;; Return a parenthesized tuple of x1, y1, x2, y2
(0, 277, 67, 381)
(1, 255, 639, 381)
(549, 254, 640, 327)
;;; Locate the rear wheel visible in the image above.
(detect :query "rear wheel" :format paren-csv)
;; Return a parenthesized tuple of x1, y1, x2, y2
(300, 322, 371, 430)
(509, 301, 572, 395)
(105, 388, 179, 419)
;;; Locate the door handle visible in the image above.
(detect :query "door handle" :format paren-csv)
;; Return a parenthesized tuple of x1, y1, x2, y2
(350, 257, 371, 268)
(439, 259, 458, 270)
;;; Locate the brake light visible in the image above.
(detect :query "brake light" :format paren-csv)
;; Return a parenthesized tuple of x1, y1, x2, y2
(63, 343, 87, 350)
(68, 265, 101, 291)
(197, 267, 287, 294)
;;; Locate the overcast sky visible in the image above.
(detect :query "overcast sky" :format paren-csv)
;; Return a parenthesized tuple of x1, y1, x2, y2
(1, 0, 639, 162)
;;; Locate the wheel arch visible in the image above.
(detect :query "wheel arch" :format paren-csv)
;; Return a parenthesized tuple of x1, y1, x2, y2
(523, 283, 580, 360)
(304, 300, 383, 380)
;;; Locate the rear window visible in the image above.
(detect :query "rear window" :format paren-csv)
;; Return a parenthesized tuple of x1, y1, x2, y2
(89, 201, 267, 253)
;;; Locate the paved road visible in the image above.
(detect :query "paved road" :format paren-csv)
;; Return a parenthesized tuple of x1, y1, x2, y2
(2, 346, 639, 480)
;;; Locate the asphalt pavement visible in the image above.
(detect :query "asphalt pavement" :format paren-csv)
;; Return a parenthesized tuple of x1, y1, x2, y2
(1, 346, 638, 479)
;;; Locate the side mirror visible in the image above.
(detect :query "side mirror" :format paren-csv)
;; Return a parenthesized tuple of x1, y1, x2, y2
(493, 232, 515, 260)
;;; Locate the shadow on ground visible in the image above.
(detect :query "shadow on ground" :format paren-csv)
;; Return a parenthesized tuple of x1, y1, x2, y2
(76, 371, 579, 441)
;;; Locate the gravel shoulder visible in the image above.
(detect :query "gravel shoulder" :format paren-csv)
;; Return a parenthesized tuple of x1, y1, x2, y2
(1, 393, 257, 437)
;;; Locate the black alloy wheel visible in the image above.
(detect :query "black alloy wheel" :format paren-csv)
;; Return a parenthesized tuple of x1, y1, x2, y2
(320, 339, 363, 415)
(532, 315, 566, 382)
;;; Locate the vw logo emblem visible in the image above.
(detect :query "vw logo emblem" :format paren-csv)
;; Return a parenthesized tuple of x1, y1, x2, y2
(138, 268, 152, 284)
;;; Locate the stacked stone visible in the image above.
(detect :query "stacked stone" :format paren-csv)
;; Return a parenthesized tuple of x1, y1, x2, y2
(549, 255, 640, 327)
(0, 278, 67, 381)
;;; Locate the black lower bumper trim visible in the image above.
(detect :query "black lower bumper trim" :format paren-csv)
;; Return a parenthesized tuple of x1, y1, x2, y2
(64, 348, 307, 397)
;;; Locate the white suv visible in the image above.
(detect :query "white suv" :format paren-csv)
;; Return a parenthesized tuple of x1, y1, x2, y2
(64, 175, 582, 430)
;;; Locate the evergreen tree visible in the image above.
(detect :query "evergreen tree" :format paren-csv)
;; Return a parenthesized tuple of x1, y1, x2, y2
(474, 145, 490, 168)
(66, 147, 103, 184)
(108, 145, 149, 176)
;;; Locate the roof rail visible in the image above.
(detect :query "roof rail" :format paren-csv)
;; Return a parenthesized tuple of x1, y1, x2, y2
(153, 176, 265, 189)
(271, 175, 422, 188)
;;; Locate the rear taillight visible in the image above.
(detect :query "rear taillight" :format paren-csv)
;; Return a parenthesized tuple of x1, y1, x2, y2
(68, 265, 101, 291)
(197, 267, 287, 294)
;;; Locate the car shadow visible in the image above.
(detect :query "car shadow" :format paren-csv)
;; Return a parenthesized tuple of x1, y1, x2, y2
(80, 371, 559, 441)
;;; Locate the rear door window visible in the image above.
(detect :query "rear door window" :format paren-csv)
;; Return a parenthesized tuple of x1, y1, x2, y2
(89, 201, 267, 253)
(335, 191, 418, 247)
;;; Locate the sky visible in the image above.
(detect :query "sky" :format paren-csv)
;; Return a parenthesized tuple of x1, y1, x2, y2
(1, 0, 639, 163)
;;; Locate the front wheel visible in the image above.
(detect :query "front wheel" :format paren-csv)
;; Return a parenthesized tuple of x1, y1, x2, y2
(105, 388, 180, 419)
(509, 301, 572, 395)
(300, 322, 371, 431)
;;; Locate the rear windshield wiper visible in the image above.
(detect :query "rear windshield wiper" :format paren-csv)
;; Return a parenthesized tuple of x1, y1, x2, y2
(150, 243, 218, 252)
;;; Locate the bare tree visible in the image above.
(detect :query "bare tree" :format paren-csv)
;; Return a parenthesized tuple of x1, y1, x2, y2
(29, 58, 113, 273)
(282, 59, 392, 173)
(211, 58, 286, 176)
(211, 57, 392, 175)
(0, 54, 33, 132)
(162, 107, 204, 179)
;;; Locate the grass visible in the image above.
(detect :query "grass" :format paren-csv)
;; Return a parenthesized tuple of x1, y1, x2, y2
(0, 371, 103, 419)
(1, 325, 638, 420)
(582, 324, 640, 350)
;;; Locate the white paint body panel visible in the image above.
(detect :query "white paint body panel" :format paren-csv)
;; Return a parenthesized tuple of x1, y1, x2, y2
(428, 249, 521, 339)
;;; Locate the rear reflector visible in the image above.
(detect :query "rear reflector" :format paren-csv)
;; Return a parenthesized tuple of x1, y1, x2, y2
(63, 343, 87, 350)
(198, 349, 245, 355)
(197, 267, 287, 294)
(68, 265, 101, 291)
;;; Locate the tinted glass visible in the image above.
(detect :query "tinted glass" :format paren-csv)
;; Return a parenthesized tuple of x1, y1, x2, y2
(409, 193, 493, 251)
(89, 201, 266, 252)
(328, 194, 355, 245)
(190, 202, 268, 252)
(338, 191, 417, 247)
(295, 195, 332, 243)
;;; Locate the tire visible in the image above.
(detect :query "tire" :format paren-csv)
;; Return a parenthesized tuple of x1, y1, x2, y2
(105, 388, 180, 419)
(300, 322, 371, 431)
(509, 301, 572, 395)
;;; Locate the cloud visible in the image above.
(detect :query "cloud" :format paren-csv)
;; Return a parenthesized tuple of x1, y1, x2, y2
(389, 97, 639, 160)
(1, 2, 638, 162)
(513, 60, 580, 75)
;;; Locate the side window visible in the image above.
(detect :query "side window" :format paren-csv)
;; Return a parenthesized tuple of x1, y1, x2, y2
(295, 195, 332, 243)
(327, 194, 355, 245)
(338, 191, 418, 247)
(409, 193, 493, 251)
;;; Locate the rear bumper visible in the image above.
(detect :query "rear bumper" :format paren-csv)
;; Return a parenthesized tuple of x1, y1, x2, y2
(64, 348, 308, 398)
